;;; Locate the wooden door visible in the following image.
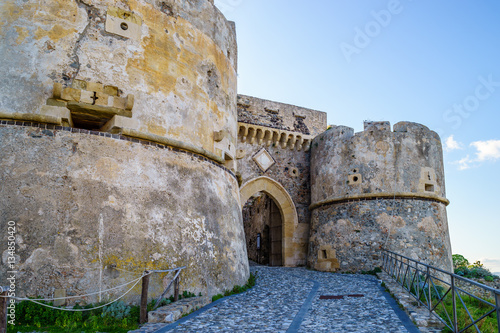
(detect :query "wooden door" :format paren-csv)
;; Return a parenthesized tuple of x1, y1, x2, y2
(269, 199, 282, 266)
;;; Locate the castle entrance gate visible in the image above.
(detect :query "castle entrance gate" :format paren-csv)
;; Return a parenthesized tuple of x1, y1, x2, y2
(242, 192, 282, 266)
(239, 177, 298, 267)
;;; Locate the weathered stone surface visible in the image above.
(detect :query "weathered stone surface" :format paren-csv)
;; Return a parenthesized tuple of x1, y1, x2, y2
(309, 199, 451, 272)
(0, 0, 247, 303)
(309, 122, 452, 273)
(237, 95, 327, 136)
(311, 122, 447, 204)
(236, 96, 327, 267)
(0, 0, 237, 157)
(0, 125, 248, 302)
(148, 296, 211, 324)
(377, 271, 444, 333)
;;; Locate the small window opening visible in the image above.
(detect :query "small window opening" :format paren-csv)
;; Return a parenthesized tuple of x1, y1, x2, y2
(120, 22, 129, 31)
(353, 176, 359, 182)
(322, 250, 327, 259)
(425, 184, 434, 192)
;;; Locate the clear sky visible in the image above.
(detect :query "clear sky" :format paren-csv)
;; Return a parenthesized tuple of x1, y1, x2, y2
(215, 0, 500, 274)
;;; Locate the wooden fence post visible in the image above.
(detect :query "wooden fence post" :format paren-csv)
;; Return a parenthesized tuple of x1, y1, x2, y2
(174, 274, 180, 302)
(140, 272, 150, 325)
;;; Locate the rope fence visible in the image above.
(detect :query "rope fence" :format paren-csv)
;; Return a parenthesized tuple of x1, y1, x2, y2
(0, 266, 186, 330)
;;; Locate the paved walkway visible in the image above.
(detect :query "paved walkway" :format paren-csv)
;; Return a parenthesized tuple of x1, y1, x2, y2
(131, 264, 419, 333)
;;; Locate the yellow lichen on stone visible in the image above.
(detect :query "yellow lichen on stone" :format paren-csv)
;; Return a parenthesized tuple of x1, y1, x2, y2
(33, 0, 80, 24)
(15, 26, 29, 44)
(35, 24, 77, 42)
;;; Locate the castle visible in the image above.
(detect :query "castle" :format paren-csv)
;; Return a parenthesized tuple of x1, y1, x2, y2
(0, 0, 452, 302)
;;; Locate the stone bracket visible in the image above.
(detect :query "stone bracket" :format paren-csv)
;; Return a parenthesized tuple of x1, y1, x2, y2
(50, 81, 134, 129)
(238, 122, 313, 151)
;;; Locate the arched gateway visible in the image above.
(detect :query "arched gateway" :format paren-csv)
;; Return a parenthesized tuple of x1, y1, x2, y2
(240, 176, 299, 267)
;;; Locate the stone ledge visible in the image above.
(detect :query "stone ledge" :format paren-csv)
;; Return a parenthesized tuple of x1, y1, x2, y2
(310, 192, 450, 210)
(148, 296, 211, 324)
(377, 271, 444, 333)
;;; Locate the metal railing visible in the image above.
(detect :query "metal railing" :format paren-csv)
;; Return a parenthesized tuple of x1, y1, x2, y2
(381, 249, 500, 333)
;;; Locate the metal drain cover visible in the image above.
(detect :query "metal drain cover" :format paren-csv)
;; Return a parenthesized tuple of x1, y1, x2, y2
(319, 294, 364, 300)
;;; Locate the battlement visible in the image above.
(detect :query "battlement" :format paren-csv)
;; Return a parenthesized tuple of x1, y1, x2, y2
(311, 120, 447, 205)
(324, 121, 441, 143)
(237, 95, 327, 137)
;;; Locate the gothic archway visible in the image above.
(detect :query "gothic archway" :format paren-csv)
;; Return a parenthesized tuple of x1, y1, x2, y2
(240, 176, 298, 267)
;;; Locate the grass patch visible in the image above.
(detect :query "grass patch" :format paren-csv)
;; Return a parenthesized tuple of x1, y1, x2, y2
(7, 300, 139, 333)
(7, 289, 200, 333)
(434, 293, 498, 333)
(211, 272, 257, 302)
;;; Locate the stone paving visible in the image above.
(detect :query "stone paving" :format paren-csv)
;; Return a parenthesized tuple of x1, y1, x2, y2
(130, 264, 418, 333)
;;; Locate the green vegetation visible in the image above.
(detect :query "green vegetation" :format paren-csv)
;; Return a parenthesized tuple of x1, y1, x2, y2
(435, 294, 498, 333)
(211, 272, 257, 302)
(7, 289, 200, 333)
(452, 254, 499, 281)
(7, 300, 139, 333)
(360, 267, 382, 275)
(394, 260, 498, 333)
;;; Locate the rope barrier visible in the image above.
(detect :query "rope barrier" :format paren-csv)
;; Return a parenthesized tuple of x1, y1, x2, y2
(0, 272, 151, 301)
(14, 274, 145, 312)
(0, 266, 186, 314)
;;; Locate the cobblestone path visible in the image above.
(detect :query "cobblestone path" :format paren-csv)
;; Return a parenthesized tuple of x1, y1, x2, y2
(131, 264, 419, 333)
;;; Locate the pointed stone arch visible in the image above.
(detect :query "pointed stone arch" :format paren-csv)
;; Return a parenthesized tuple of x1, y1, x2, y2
(240, 176, 299, 267)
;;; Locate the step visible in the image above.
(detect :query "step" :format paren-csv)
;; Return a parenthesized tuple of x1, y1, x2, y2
(148, 296, 212, 324)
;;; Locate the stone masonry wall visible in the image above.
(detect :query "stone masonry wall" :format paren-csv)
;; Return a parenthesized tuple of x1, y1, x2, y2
(0, 124, 249, 302)
(309, 121, 452, 273)
(237, 95, 327, 136)
(236, 95, 327, 266)
(0, 0, 237, 160)
(309, 199, 451, 273)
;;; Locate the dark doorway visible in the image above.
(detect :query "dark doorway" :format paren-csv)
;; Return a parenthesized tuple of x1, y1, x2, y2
(242, 192, 283, 266)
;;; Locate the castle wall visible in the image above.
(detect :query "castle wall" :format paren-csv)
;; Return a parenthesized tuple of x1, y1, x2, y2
(238, 95, 327, 136)
(309, 121, 453, 273)
(0, 124, 248, 301)
(0, 0, 237, 160)
(0, 0, 248, 301)
(236, 95, 327, 266)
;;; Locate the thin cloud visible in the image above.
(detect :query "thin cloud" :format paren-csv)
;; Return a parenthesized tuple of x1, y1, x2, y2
(454, 155, 473, 170)
(453, 139, 500, 170)
(479, 258, 500, 274)
(471, 140, 500, 161)
(444, 135, 463, 152)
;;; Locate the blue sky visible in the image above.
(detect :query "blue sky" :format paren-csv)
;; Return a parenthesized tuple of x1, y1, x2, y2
(215, 0, 500, 274)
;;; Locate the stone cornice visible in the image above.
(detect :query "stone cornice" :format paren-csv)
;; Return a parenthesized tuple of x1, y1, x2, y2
(310, 192, 450, 210)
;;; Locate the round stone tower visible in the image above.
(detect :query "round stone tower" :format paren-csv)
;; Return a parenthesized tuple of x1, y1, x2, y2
(308, 121, 452, 273)
(0, 0, 248, 301)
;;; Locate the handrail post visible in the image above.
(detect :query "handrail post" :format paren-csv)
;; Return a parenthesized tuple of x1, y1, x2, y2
(495, 291, 500, 333)
(427, 266, 431, 315)
(140, 271, 150, 325)
(451, 275, 457, 332)
(174, 271, 180, 302)
(0, 288, 9, 333)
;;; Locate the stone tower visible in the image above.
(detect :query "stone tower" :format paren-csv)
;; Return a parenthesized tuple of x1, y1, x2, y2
(308, 121, 452, 272)
(0, 0, 248, 300)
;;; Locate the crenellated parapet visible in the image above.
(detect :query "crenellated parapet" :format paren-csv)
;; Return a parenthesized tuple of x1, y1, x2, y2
(308, 121, 452, 274)
(310, 121, 447, 206)
(238, 122, 313, 151)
